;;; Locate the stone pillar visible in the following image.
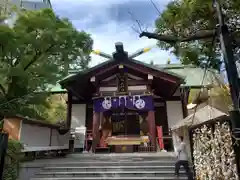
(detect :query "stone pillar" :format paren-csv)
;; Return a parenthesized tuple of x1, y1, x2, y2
(148, 110, 156, 151)
(92, 111, 100, 152)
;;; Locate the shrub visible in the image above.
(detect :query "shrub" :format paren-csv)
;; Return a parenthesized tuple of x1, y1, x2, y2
(3, 139, 24, 180)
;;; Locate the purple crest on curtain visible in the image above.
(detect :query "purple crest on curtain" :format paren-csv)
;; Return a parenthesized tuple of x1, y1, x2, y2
(93, 95, 154, 112)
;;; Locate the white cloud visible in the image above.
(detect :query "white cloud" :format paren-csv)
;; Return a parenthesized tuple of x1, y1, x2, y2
(51, 0, 177, 67)
(87, 21, 175, 67)
(51, 0, 168, 8)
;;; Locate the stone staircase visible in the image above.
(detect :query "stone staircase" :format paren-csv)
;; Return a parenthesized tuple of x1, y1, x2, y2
(30, 153, 188, 180)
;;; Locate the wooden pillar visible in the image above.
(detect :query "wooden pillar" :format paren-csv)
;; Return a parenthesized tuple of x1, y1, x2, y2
(148, 110, 156, 151)
(66, 92, 73, 151)
(181, 87, 189, 118)
(66, 92, 72, 128)
(92, 111, 100, 152)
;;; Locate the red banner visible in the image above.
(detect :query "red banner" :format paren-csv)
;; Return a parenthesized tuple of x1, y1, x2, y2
(156, 126, 164, 150)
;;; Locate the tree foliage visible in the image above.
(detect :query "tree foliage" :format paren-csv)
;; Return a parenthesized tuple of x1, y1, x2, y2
(0, 8, 93, 120)
(37, 93, 67, 123)
(188, 86, 231, 112)
(154, 0, 240, 70)
(3, 139, 24, 180)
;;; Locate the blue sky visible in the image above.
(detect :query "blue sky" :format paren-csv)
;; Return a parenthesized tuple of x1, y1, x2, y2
(50, 0, 178, 67)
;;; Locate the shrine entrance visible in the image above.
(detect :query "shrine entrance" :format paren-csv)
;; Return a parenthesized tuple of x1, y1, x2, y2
(99, 107, 151, 153)
(111, 108, 140, 136)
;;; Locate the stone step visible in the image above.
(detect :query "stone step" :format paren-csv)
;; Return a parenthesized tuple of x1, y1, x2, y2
(31, 176, 187, 180)
(67, 153, 176, 161)
(64, 157, 176, 161)
(35, 170, 186, 178)
(63, 158, 176, 161)
(68, 152, 175, 157)
(44, 160, 176, 167)
(28, 153, 188, 180)
(42, 165, 182, 172)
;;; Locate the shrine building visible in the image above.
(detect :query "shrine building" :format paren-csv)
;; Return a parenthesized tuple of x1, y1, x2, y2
(59, 42, 219, 153)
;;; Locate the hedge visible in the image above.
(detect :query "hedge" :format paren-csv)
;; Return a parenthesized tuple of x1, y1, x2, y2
(3, 139, 24, 180)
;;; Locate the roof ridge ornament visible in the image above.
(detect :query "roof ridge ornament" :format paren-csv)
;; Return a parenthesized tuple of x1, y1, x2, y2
(113, 42, 128, 61)
(91, 42, 151, 61)
(115, 42, 124, 53)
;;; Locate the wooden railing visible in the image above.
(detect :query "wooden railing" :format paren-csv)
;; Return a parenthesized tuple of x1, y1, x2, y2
(83, 130, 174, 153)
(137, 145, 155, 152)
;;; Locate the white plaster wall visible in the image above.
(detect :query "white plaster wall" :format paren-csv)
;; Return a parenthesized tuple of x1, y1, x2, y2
(166, 101, 183, 149)
(50, 129, 69, 148)
(166, 101, 183, 128)
(20, 123, 50, 152)
(20, 123, 69, 152)
(71, 104, 86, 129)
(99, 85, 147, 92)
(71, 104, 86, 148)
(74, 128, 86, 149)
(20, 123, 50, 148)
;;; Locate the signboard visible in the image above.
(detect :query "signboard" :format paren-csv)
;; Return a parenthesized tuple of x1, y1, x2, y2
(157, 126, 164, 150)
(117, 73, 127, 92)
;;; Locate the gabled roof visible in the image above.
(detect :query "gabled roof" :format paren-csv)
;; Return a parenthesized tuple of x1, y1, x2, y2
(59, 59, 185, 86)
(60, 60, 114, 85)
(171, 105, 228, 130)
(49, 63, 223, 93)
(58, 59, 186, 98)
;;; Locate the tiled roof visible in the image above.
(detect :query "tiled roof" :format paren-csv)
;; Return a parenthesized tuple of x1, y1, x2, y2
(131, 60, 185, 80)
(156, 64, 223, 88)
(47, 83, 66, 93)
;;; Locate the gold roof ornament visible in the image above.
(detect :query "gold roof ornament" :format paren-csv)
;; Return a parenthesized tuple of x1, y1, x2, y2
(167, 57, 171, 64)
(92, 50, 101, 55)
(143, 47, 151, 53)
(118, 64, 124, 69)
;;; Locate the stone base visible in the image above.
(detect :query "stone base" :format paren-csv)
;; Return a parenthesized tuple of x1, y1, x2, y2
(114, 145, 134, 153)
(73, 148, 83, 152)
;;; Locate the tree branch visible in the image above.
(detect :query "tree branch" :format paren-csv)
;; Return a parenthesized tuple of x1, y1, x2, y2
(139, 31, 179, 43)
(181, 30, 217, 42)
(128, 11, 144, 34)
(23, 44, 55, 71)
(139, 30, 217, 43)
(5, 44, 56, 99)
(0, 84, 6, 96)
(150, 0, 161, 15)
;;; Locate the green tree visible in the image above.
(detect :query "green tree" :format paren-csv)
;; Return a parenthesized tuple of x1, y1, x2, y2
(188, 86, 231, 112)
(40, 94, 67, 123)
(151, 0, 240, 70)
(0, 8, 93, 120)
